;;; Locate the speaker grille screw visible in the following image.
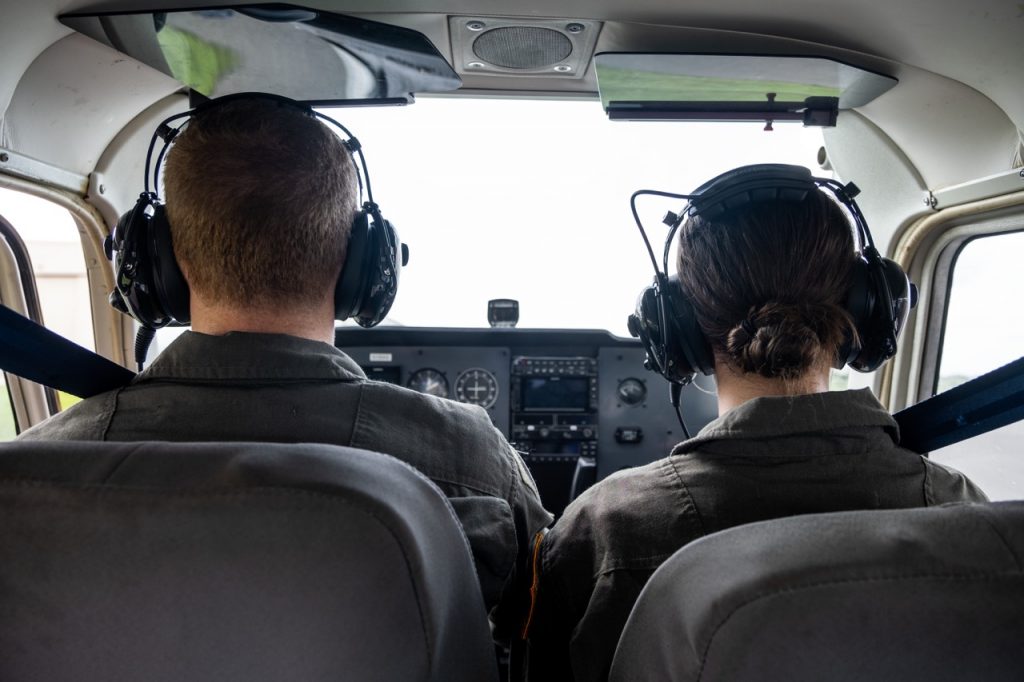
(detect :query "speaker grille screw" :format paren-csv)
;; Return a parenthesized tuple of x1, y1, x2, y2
(566, 23, 585, 33)
(467, 20, 486, 31)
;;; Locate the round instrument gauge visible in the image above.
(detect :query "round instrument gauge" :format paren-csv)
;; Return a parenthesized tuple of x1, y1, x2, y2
(454, 368, 499, 409)
(407, 368, 449, 398)
(617, 378, 647, 406)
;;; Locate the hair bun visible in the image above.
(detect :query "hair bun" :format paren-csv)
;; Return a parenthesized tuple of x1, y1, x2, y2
(726, 302, 848, 379)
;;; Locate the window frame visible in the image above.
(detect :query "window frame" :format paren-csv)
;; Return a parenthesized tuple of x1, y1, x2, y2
(0, 214, 61, 418)
(0, 217, 52, 431)
(916, 217, 1024, 403)
(883, 193, 1024, 410)
(0, 172, 130, 428)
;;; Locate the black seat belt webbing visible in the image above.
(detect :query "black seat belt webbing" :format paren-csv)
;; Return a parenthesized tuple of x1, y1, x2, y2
(0, 304, 136, 399)
(895, 355, 1024, 453)
(2, 300, 1023, 448)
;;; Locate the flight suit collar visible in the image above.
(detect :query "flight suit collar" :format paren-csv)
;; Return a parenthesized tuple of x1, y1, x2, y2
(671, 388, 901, 456)
(136, 331, 367, 383)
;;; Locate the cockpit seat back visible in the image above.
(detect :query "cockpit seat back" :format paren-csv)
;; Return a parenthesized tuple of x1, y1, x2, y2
(0, 441, 498, 682)
(610, 502, 1024, 682)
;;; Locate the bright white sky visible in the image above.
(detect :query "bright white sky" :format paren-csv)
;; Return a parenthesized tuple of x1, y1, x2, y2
(1, 97, 1018, 380)
(324, 97, 825, 336)
(0, 187, 74, 243)
(940, 232, 1024, 378)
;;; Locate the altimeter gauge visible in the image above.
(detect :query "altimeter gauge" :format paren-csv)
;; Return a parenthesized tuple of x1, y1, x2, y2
(407, 368, 449, 398)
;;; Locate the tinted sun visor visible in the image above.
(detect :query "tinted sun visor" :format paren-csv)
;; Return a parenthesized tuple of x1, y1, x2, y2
(60, 4, 462, 105)
(595, 54, 897, 126)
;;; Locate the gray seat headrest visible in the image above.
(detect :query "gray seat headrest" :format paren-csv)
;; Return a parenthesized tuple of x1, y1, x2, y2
(610, 502, 1024, 682)
(0, 440, 498, 682)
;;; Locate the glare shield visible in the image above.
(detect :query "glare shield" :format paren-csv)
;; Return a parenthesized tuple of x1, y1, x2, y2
(61, 4, 462, 104)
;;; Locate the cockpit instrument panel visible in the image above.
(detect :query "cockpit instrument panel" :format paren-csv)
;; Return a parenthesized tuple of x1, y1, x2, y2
(339, 327, 717, 515)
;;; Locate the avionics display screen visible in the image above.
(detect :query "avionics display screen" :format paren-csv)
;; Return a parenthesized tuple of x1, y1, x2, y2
(521, 377, 589, 411)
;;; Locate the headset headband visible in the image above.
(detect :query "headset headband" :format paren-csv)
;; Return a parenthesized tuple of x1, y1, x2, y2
(108, 91, 407, 369)
(626, 163, 916, 398)
(630, 164, 872, 278)
(144, 92, 375, 209)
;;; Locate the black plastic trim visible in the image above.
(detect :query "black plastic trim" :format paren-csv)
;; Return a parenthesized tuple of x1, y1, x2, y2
(896, 355, 1024, 453)
(335, 326, 640, 349)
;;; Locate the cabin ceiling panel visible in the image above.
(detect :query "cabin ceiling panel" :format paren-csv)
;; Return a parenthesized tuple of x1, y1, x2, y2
(0, 0, 73, 119)
(91, 94, 188, 224)
(24, 0, 1024, 127)
(2, 0, 1021, 185)
(824, 110, 928, 256)
(4, 32, 180, 178)
(856, 67, 1020, 191)
(325, 0, 1024, 129)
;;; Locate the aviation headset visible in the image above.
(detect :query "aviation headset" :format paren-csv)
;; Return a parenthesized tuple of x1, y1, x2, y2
(627, 163, 917, 387)
(105, 91, 408, 333)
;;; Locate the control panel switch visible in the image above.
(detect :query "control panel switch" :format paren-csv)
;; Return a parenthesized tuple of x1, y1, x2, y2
(614, 427, 644, 444)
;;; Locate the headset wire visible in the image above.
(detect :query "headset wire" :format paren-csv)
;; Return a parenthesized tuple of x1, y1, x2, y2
(632, 189, 703, 441)
(669, 382, 691, 440)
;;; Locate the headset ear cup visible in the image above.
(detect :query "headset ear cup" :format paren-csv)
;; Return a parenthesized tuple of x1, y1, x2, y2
(362, 216, 401, 325)
(109, 193, 176, 328)
(843, 255, 914, 373)
(840, 257, 873, 368)
(664, 275, 715, 379)
(628, 275, 714, 385)
(334, 207, 403, 327)
(629, 283, 669, 376)
(147, 204, 190, 324)
(335, 210, 371, 321)
(881, 257, 914, 341)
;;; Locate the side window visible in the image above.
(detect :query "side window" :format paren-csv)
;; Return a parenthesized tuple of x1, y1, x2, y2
(151, 326, 189, 362)
(829, 368, 851, 391)
(931, 231, 1024, 501)
(0, 188, 94, 412)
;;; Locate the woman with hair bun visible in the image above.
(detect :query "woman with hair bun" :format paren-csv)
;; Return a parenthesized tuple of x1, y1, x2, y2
(525, 166, 987, 682)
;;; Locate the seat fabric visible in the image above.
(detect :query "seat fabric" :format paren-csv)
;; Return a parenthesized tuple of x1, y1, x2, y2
(610, 502, 1024, 682)
(0, 440, 498, 682)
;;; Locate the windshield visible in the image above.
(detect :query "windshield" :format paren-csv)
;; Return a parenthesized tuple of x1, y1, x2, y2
(337, 99, 824, 335)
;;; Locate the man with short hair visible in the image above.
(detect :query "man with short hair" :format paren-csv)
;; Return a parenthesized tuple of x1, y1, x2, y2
(21, 96, 552, 637)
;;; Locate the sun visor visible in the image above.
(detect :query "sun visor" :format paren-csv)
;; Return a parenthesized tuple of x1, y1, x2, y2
(595, 53, 896, 127)
(60, 4, 462, 105)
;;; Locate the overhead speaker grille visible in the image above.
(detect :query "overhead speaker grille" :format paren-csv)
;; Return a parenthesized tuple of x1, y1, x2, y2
(450, 17, 600, 78)
(472, 27, 573, 69)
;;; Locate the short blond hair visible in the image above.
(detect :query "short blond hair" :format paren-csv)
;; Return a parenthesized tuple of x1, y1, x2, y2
(164, 98, 358, 308)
